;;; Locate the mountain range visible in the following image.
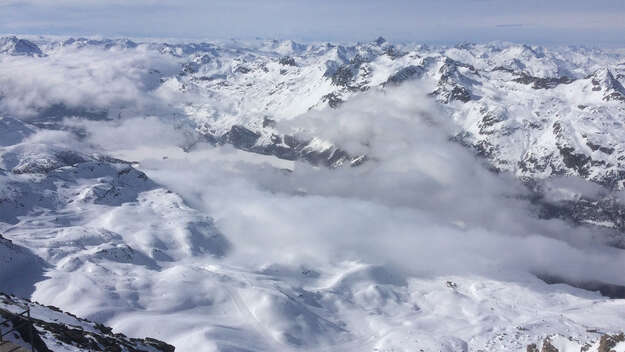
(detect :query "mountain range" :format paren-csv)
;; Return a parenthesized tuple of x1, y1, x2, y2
(1, 35, 625, 352)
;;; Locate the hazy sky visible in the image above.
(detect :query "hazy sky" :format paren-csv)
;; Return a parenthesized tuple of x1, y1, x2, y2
(1, 0, 625, 45)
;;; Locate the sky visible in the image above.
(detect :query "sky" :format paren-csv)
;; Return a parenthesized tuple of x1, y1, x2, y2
(1, 0, 625, 45)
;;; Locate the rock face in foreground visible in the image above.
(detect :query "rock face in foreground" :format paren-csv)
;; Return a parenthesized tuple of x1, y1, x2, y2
(0, 293, 175, 352)
(526, 333, 625, 352)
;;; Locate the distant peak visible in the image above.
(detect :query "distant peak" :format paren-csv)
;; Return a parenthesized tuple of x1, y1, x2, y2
(588, 67, 625, 101)
(590, 67, 614, 79)
(588, 68, 619, 88)
(0, 36, 44, 57)
(455, 41, 475, 50)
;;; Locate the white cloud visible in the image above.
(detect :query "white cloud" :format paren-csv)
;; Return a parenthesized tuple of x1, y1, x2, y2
(0, 45, 181, 118)
(3, 39, 625, 351)
(2, 40, 622, 289)
(86, 83, 625, 287)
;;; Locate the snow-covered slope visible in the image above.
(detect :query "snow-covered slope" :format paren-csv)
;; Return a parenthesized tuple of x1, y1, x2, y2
(1, 36, 625, 352)
(0, 292, 174, 352)
(4, 36, 625, 179)
(157, 39, 625, 186)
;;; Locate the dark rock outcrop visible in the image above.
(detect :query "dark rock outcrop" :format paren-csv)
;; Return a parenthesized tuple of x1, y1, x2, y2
(321, 92, 343, 108)
(279, 56, 297, 66)
(383, 65, 424, 87)
(0, 293, 175, 352)
(513, 73, 574, 89)
(541, 338, 559, 352)
(431, 58, 477, 103)
(526, 333, 625, 352)
(222, 125, 261, 150)
(587, 68, 625, 102)
(598, 333, 624, 352)
(211, 125, 365, 168)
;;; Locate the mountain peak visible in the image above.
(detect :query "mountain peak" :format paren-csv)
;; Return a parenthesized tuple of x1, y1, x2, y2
(0, 36, 44, 57)
(588, 67, 625, 101)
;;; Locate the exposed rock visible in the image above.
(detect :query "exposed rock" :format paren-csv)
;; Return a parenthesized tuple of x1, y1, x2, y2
(513, 72, 574, 89)
(384, 45, 406, 59)
(213, 125, 365, 168)
(279, 56, 297, 66)
(541, 338, 559, 352)
(587, 68, 625, 102)
(262, 117, 276, 128)
(598, 333, 624, 352)
(383, 65, 424, 86)
(321, 92, 343, 108)
(432, 85, 472, 103)
(478, 109, 507, 135)
(12, 151, 87, 175)
(586, 141, 615, 155)
(222, 125, 260, 150)
(0, 293, 175, 352)
(431, 58, 476, 103)
(233, 66, 251, 74)
(325, 63, 361, 89)
(558, 145, 591, 177)
(525, 333, 625, 352)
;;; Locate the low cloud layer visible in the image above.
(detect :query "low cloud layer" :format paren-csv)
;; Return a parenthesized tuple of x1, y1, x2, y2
(4, 43, 625, 350)
(56, 82, 625, 288)
(3, 44, 624, 290)
(0, 45, 181, 118)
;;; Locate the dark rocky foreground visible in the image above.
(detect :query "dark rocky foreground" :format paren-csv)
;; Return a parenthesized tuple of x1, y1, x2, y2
(527, 333, 625, 352)
(0, 293, 174, 352)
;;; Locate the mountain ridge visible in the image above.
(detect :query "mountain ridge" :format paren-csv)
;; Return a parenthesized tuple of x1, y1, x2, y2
(2, 35, 625, 352)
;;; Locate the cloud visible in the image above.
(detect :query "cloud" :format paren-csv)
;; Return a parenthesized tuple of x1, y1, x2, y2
(3, 42, 622, 290)
(3, 41, 625, 350)
(77, 83, 625, 288)
(0, 45, 181, 119)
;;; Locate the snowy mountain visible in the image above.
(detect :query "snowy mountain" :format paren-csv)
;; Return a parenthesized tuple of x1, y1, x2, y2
(1, 36, 625, 351)
(0, 36, 44, 57)
(157, 39, 625, 186)
(1, 292, 174, 352)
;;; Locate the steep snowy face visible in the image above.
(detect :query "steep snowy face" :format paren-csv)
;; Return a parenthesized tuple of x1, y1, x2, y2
(123, 38, 625, 234)
(1, 37, 625, 352)
(126, 38, 625, 189)
(2, 36, 625, 182)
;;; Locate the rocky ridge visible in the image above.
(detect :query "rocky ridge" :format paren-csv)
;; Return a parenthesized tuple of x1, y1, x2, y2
(0, 292, 175, 352)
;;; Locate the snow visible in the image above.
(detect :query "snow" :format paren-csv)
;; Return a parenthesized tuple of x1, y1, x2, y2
(1, 36, 625, 351)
